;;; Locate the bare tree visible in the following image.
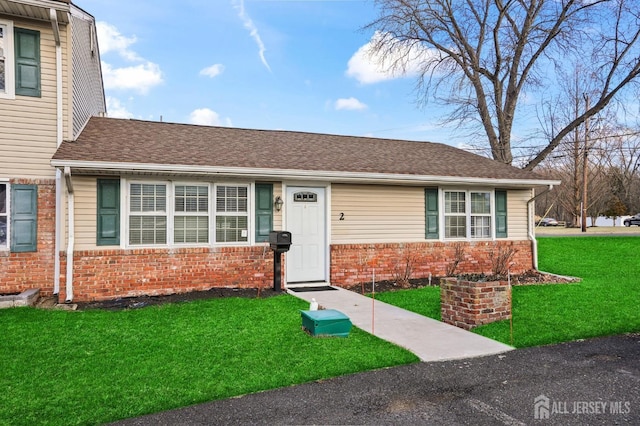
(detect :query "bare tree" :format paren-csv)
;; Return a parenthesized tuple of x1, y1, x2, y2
(603, 132, 640, 213)
(368, 0, 640, 168)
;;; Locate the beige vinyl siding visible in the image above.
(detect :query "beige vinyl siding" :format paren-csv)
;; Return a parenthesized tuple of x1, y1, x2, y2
(506, 188, 531, 240)
(70, 12, 105, 137)
(73, 176, 99, 250)
(272, 182, 283, 233)
(331, 184, 426, 244)
(0, 17, 69, 179)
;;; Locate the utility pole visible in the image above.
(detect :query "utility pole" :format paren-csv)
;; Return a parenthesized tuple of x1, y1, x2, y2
(582, 94, 590, 233)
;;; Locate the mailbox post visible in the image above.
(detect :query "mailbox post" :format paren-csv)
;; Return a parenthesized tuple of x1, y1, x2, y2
(269, 231, 292, 291)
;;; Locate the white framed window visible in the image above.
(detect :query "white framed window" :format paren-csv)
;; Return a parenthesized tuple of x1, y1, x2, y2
(444, 191, 466, 238)
(443, 190, 492, 239)
(215, 185, 249, 243)
(0, 19, 15, 99)
(470, 192, 491, 238)
(128, 182, 167, 245)
(174, 184, 209, 244)
(0, 182, 8, 248)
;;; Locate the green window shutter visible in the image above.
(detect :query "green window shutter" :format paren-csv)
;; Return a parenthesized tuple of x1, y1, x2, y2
(495, 190, 508, 238)
(97, 179, 120, 246)
(10, 184, 37, 252)
(425, 188, 439, 239)
(14, 28, 40, 97)
(255, 184, 273, 242)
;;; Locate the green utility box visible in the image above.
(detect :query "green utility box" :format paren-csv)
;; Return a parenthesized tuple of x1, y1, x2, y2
(301, 309, 352, 337)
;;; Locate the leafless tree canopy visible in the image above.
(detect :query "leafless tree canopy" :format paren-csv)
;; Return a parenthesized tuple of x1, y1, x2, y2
(368, 0, 640, 169)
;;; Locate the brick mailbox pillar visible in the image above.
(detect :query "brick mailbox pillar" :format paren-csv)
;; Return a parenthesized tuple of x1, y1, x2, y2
(440, 277, 511, 330)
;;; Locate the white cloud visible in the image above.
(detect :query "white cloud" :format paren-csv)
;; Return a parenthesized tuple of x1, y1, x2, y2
(346, 31, 442, 84)
(189, 108, 233, 127)
(106, 96, 134, 119)
(200, 64, 225, 78)
(96, 22, 140, 61)
(97, 21, 163, 95)
(102, 62, 163, 95)
(233, 0, 271, 72)
(335, 97, 368, 111)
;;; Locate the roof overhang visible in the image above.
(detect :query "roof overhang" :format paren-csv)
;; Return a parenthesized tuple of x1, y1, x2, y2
(0, 0, 71, 24)
(51, 160, 561, 188)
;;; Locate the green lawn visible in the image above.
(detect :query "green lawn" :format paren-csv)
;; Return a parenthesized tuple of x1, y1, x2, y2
(377, 237, 640, 348)
(1, 295, 417, 426)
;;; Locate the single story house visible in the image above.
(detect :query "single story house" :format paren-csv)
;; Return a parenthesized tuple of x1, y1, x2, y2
(50, 116, 559, 302)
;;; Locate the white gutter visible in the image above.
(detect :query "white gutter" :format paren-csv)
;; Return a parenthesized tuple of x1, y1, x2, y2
(64, 166, 74, 302)
(527, 185, 554, 270)
(49, 160, 561, 188)
(50, 8, 63, 296)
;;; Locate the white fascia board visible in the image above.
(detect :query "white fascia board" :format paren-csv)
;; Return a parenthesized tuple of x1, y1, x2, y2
(50, 160, 561, 188)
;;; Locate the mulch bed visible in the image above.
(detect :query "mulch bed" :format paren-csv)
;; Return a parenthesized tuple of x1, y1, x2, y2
(77, 287, 286, 311)
(345, 270, 579, 294)
(76, 270, 577, 311)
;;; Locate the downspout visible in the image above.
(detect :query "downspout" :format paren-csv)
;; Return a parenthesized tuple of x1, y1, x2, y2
(50, 8, 63, 296)
(527, 185, 554, 270)
(64, 166, 74, 302)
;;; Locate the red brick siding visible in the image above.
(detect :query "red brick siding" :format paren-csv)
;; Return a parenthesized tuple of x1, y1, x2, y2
(59, 246, 277, 302)
(440, 277, 512, 330)
(0, 179, 56, 296)
(330, 240, 533, 287)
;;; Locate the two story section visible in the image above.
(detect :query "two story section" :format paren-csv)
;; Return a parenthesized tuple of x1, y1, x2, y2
(0, 0, 105, 297)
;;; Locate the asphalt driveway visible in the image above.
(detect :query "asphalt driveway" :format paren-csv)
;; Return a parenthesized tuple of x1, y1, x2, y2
(113, 333, 640, 425)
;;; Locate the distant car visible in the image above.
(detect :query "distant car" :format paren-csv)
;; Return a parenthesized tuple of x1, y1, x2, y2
(623, 214, 640, 227)
(537, 218, 559, 227)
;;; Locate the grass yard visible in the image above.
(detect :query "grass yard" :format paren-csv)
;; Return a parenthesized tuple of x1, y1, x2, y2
(377, 237, 640, 348)
(0, 295, 417, 426)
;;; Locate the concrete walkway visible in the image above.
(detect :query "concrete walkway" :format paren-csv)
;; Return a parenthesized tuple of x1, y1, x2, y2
(288, 286, 513, 362)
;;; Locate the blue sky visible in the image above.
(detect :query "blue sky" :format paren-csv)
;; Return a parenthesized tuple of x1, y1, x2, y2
(75, 0, 481, 148)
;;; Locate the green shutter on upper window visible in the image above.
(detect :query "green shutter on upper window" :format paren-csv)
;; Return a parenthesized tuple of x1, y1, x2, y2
(97, 179, 120, 246)
(495, 190, 508, 238)
(14, 28, 40, 97)
(425, 188, 439, 239)
(255, 184, 273, 242)
(10, 184, 37, 252)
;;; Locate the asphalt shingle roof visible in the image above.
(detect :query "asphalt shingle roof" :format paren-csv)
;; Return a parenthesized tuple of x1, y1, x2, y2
(52, 117, 547, 183)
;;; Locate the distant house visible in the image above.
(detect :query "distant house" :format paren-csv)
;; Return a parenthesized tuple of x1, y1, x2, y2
(0, 0, 105, 299)
(50, 117, 559, 302)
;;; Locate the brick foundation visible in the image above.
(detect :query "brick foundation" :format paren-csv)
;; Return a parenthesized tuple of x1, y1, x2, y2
(0, 179, 56, 296)
(330, 240, 533, 287)
(440, 277, 512, 330)
(59, 246, 277, 302)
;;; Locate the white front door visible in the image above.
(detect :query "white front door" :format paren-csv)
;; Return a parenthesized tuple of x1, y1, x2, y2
(286, 186, 326, 283)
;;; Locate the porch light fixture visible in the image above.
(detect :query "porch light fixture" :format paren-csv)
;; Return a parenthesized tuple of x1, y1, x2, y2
(274, 195, 284, 212)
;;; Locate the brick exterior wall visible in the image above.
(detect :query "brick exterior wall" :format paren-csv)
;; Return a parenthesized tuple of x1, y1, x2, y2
(330, 240, 533, 287)
(0, 179, 56, 296)
(440, 277, 512, 330)
(59, 246, 277, 302)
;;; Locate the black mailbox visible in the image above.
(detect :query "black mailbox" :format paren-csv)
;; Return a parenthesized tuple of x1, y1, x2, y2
(269, 231, 292, 253)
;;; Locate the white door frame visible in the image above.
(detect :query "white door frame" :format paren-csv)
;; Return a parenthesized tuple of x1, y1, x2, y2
(282, 182, 331, 286)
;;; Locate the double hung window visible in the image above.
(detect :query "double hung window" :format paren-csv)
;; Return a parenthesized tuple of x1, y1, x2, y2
(174, 185, 209, 244)
(443, 190, 493, 239)
(129, 183, 167, 245)
(0, 20, 13, 98)
(215, 185, 248, 243)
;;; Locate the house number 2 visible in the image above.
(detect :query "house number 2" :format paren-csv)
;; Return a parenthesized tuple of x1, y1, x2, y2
(339, 213, 345, 220)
